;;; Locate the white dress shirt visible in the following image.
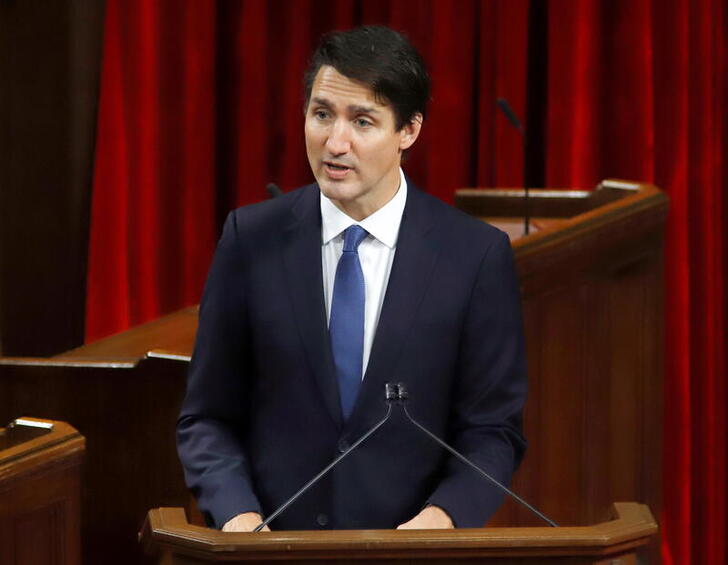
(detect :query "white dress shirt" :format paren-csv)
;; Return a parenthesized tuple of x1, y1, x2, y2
(321, 168, 407, 377)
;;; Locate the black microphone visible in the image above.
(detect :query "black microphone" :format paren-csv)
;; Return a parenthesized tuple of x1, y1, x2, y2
(496, 98, 530, 236)
(496, 98, 523, 133)
(388, 382, 558, 528)
(253, 402, 394, 532)
(266, 183, 282, 198)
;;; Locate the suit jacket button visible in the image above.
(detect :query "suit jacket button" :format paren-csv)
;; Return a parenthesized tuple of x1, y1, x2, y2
(337, 439, 349, 453)
(316, 513, 329, 527)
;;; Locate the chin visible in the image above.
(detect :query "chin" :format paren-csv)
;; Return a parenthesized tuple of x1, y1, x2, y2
(317, 177, 359, 202)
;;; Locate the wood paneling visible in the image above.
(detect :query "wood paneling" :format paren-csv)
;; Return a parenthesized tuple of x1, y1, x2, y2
(459, 180, 666, 562)
(0, 419, 84, 565)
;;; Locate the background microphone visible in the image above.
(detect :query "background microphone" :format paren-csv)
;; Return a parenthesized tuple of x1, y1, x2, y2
(496, 98, 530, 236)
(496, 98, 523, 133)
(388, 382, 558, 528)
(266, 182, 282, 198)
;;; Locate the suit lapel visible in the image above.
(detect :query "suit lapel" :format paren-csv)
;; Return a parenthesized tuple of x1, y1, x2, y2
(282, 186, 343, 428)
(347, 186, 443, 427)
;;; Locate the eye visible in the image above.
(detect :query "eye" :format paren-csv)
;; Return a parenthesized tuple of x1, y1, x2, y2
(313, 109, 330, 120)
(354, 118, 372, 128)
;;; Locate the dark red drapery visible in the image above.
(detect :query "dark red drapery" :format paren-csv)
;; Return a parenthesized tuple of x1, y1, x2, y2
(86, 1, 726, 562)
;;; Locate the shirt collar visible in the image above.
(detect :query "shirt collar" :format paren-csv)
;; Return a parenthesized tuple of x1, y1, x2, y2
(320, 168, 407, 249)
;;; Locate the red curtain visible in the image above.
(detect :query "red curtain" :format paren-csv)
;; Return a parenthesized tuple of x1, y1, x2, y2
(86, 1, 726, 562)
(86, 0, 532, 341)
(86, 0, 218, 336)
(544, 2, 727, 563)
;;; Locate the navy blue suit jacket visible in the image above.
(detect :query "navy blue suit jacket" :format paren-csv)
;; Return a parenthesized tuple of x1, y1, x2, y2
(177, 181, 527, 530)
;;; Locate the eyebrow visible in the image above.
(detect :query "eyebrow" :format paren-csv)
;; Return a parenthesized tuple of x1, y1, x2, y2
(350, 104, 379, 114)
(311, 97, 379, 115)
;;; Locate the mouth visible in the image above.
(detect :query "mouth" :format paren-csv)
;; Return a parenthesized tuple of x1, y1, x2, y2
(323, 161, 353, 179)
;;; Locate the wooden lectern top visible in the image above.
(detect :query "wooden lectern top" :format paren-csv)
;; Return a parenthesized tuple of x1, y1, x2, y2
(140, 502, 656, 564)
(0, 417, 84, 484)
(55, 305, 199, 363)
(0, 417, 85, 565)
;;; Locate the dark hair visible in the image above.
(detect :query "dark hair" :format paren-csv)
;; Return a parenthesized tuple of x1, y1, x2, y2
(304, 25, 430, 131)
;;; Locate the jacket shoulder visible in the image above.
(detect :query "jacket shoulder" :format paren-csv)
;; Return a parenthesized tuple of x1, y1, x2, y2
(226, 183, 318, 239)
(410, 184, 509, 248)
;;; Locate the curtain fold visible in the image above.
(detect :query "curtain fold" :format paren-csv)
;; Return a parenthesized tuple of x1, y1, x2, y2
(86, 1, 726, 562)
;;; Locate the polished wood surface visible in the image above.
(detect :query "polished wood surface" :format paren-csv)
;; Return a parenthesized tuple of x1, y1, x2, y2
(57, 305, 199, 362)
(140, 502, 656, 564)
(455, 179, 646, 219)
(0, 418, 85, 565)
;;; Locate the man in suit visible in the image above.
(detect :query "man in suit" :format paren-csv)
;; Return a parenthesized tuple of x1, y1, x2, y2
(177, 25, 527, 532)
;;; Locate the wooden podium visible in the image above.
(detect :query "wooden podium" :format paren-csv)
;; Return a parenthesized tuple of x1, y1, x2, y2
(455, 179, 667, 537)
(139, 502, 657, 564)
(0, 418, 85, 565)
(0, 179, 667, 564)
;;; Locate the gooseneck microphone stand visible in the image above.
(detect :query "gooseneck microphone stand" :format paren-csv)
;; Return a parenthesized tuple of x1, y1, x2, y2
(253, 383, 557, 531)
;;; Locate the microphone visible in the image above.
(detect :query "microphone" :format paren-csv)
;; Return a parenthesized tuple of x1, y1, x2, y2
(496, 98, 523, 133)
(266, 183, 282, 198)
(496, 98, 530, 236)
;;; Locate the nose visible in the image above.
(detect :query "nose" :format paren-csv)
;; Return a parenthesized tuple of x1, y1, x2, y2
(325, 119, 351, 155)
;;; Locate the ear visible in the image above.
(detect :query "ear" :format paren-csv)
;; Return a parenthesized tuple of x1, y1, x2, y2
(398, 113, 423, 152)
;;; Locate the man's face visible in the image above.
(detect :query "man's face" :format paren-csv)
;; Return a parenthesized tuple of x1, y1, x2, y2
(304, 66, 421, 220)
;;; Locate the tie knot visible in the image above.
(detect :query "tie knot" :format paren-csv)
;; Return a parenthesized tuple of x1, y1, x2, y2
(342, 225, 368, 252)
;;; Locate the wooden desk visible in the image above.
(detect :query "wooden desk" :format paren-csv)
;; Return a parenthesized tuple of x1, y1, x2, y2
(0, 418, 84, 565)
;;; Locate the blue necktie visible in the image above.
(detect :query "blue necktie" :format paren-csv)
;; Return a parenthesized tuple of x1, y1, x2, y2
(330, 225, 368, 420)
